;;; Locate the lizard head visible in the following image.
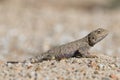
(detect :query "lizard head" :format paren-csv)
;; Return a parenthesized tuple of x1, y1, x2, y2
(88, 28, 108, 46)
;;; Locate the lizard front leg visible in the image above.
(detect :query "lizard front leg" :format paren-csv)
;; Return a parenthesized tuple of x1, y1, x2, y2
(76, 47, 97, 58)
(79, 51, 97, 58)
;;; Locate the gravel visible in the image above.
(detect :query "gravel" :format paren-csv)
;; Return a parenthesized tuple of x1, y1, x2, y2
(0, 54, 120, 80)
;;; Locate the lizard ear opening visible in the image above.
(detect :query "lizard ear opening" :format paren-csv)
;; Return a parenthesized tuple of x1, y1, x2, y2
(88, 33, 95, 46)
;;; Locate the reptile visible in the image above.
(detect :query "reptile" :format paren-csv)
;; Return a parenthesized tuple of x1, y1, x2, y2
(7, 28, 108, 63)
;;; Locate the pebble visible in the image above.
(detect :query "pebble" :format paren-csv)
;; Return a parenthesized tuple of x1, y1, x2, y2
(109, 74, 118, 80)
(102, 77, 110, 80)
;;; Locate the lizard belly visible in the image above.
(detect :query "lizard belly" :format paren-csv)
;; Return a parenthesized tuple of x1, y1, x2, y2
(55, 51, 75, 59)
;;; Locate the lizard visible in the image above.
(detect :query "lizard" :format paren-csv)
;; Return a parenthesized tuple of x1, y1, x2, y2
(7, 28, 108, 63)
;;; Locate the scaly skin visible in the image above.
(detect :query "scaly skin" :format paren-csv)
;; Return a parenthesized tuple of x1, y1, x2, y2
(7, 28, 108, 63)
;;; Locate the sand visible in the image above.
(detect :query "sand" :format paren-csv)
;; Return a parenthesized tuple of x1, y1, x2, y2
(0, 54, 120, 80)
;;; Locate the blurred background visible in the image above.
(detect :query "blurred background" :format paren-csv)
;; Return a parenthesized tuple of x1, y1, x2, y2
(0, 0, 120, 61)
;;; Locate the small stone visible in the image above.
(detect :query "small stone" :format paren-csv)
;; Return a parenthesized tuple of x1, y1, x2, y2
(94, 70, 99, 74)
(117, 69, 120, 72)
(109, 64, 116, 70)
(51, 62, 54, 65)
(109, 74, 118, 80)
(98, 64, 104, 70)
(102, 77, 110, 80)
(27, 65, 33, 69)
(88, 61, 97, 68)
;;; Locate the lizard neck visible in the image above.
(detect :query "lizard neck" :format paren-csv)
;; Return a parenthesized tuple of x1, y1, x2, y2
(82, 35, 94, 47)
(74, 35, 91, 48)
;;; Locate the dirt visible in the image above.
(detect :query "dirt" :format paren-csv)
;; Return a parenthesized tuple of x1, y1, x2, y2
(0, 54, 120, 80)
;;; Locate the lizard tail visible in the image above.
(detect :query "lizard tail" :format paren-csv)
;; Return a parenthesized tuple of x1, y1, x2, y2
(7, 61, 19, 64)
(23, 55, 44, 63)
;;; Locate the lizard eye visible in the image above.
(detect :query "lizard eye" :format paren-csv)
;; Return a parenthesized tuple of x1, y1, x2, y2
(97, 30, 101, 34)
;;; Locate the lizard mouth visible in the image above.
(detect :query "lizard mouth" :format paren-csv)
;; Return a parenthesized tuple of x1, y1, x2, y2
(96, 32, 108, 43)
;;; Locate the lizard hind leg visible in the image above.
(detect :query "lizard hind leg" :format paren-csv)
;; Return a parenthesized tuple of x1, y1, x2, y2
(23, 56, 43, 63)
(72, 48, 97, 58)
(72, 50, 83, 58)
(42, 54, 55, 61)
(78, 51, 98, 58)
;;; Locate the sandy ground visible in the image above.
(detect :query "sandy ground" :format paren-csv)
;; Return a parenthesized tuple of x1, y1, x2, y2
(0, 54, 120, 80)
